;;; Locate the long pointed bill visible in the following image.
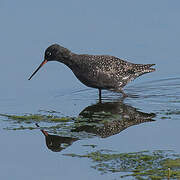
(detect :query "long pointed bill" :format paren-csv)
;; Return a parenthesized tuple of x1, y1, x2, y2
(28, 60, 48, 80)
(35, 123, 49, 137)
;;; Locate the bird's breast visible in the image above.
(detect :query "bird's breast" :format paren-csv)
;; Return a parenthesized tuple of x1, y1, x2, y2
(70, 65, 116, 89)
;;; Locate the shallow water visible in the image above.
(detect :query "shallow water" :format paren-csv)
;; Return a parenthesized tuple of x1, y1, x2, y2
(0, 1, 180, 179)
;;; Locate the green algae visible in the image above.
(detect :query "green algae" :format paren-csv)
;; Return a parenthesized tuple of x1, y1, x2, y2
(82, 144, 97, 148)
(162, 158, 180, 169)
(0, 113, 78, 136)
(160, 116, 171, 120)
(157, 108, 180, 121)
(48, 117, 72, 122)
(165, 109, 180, 115)
(0, 106, 155, 140)
(0, 111, 123, 138)
(0, 113, 73, 123)
(64, 150, 180, 179)
(5, 126, 36, 130)
(0, 106, 180, 179)
(0, 100, 156, 138)
(1, 114, 44, 121)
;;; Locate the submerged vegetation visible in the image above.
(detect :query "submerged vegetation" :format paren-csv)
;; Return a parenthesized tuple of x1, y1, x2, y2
(64, 150, 180, 179)
(158, 108, 180, 120)
(0, 113, 73, 123)
(0, 99, 179, 179)
(0, 105, 155, 139)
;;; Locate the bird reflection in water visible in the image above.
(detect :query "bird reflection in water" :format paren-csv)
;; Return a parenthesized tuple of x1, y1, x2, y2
(35, 123, 78, 152)
(72, 100, 156, 138)
(36, 100, 155, 151)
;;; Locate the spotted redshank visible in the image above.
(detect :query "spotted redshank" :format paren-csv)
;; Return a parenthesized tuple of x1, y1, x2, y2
(28, 44, 155, 100)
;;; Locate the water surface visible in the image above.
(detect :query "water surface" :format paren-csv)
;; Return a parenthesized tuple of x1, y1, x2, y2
(0, 1, 180, 179)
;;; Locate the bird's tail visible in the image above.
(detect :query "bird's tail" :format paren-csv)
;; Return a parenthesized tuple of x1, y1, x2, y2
(134, 64, 155, 74)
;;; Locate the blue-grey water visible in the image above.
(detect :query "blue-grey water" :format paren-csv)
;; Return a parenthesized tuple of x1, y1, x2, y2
(0, 0, 180, 179)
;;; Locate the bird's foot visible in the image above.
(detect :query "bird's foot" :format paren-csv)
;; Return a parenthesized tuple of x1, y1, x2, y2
(117, 89, 128, 98)
(98, 89, 102, 103)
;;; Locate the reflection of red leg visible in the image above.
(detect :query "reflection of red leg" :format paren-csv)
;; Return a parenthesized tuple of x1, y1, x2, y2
(41, 129, 49, 137)
(35, 123, 49, 137)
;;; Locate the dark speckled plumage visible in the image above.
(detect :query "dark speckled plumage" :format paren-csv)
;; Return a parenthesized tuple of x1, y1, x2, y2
(72, 101, 156, 138)
(29, 44, 155, 98)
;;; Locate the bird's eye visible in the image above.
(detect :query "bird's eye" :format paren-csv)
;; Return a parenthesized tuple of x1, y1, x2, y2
(46, 51, 52, 56)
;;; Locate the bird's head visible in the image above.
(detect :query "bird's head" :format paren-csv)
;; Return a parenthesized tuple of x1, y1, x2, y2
(28, 44, 71, 80)
(44, 44, 71, 62)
